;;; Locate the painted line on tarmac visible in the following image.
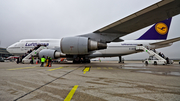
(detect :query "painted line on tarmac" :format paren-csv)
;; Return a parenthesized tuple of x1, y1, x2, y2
(103, 67, 107, 69)
(96, 67, 113, 69)
(64, 85, 78, 101)
(97, 67, 101, 69)
(83, 66, 91, 74)
(7, 66, 36, 70)
(108, 67, 113, 69)
(48, 67, 64, 71)
(13, 65, 82, 101)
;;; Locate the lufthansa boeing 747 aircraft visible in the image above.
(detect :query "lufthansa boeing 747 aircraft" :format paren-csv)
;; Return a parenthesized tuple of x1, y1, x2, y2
(7, 0, 180, 63)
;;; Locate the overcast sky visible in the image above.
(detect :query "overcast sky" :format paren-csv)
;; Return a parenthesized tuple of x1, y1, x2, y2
(0, 0, 180, 60)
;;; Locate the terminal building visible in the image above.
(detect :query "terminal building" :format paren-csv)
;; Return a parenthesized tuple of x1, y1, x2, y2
(0, 47, 12, 58)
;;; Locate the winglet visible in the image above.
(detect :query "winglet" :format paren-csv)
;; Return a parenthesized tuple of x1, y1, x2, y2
(137, 18, 172, 40)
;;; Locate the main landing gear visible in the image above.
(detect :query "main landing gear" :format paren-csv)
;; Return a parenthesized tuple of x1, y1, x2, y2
(73, 57, 90, 63)
(118, 56, 124, 63)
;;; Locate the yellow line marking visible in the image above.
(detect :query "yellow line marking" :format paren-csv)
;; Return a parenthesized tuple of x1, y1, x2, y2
(103, 67, 107, 69)
(64, 85, 78, 101)
(108, 67, 113, 69)
(83, 66, 91, 74)
(7, 66, 36, 70)
(48, 67, 63, 71)
(97, 67, 101, 69)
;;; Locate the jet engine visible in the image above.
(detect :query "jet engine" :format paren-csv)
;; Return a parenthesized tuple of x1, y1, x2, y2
(60, 37, 107, 54)
(38, 49, 66, 59)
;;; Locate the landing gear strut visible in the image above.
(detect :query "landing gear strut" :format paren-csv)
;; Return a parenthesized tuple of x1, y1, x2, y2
(118, 56, 124, 63)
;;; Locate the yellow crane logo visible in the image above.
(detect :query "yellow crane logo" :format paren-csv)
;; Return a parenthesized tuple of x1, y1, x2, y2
(155, 22, 168, 35)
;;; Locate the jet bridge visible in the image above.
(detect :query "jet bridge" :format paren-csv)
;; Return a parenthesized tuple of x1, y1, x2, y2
(22, 46, 47, 64)
(136, 46, 167, 65)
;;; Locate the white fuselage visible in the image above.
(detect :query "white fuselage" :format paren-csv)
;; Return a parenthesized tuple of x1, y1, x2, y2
(7, 39, 172, 57)
(7, 39, 61, 55)
(89, 40, 172, 58)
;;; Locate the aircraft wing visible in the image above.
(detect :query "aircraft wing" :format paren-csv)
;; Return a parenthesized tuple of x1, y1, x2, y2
(82, 0, 180, 43)
(150, 37, 180, 45)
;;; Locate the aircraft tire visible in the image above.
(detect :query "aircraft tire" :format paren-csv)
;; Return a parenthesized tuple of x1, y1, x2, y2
(145, 61, 148, 65)
(87, 59, 90, 63)
(83, 59, 90, 63)
(73, 60, 79, 64)
(154, 61, 157, 65)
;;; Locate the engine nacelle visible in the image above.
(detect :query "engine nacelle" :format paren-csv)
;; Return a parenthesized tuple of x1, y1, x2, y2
(60, 37, 107, 54)
(39, 49, 65, 59)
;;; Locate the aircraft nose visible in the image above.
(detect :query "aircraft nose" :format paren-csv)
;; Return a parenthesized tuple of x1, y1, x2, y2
(6, 46, 12, 53)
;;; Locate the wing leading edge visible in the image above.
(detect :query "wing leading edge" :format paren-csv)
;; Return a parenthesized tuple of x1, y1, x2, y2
(94, 0, 180, 37)
(79, 0, 180, 43)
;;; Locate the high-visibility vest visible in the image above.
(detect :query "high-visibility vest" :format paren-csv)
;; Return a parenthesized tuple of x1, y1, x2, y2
(41, 58, 46, 62)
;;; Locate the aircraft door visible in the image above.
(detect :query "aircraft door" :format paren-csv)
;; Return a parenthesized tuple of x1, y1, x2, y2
(20, 43, 25, 52)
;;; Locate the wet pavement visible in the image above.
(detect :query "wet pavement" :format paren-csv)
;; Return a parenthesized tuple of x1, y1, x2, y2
(0, 61, 180, 101)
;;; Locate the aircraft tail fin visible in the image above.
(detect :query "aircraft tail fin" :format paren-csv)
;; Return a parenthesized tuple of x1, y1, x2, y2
(137, 18, 172, 40)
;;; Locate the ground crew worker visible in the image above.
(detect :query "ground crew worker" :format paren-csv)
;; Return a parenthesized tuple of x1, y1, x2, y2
(48, 57, 52, 67)
(40, 56, 46, 67)
(31, 56, 34, 64)
(45, 56, 49, 67)
(16, 57, 19, 64)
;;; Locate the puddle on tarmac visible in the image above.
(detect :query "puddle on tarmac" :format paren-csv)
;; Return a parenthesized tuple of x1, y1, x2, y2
(137, 71, 180, 76)
(168, 72, 180, 76)
(119, 67, 147, 70)
(123, 64, 145, 67)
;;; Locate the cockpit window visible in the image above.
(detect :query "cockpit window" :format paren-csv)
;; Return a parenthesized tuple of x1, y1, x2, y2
(10, 42, 20, 47)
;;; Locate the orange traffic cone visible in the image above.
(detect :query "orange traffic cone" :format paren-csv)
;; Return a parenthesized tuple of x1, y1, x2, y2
(49, 62, 51, 67)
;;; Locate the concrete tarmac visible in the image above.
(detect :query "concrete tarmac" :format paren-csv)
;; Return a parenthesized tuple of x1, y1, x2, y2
(0, 61, 180, 101)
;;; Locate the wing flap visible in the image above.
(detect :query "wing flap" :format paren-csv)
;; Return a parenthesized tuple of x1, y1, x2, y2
(150, 37, 180, 45)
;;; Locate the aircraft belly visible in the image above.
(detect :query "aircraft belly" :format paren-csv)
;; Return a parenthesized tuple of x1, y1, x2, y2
(88, 46, 138, 58)
(106, 46, 137, 56)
